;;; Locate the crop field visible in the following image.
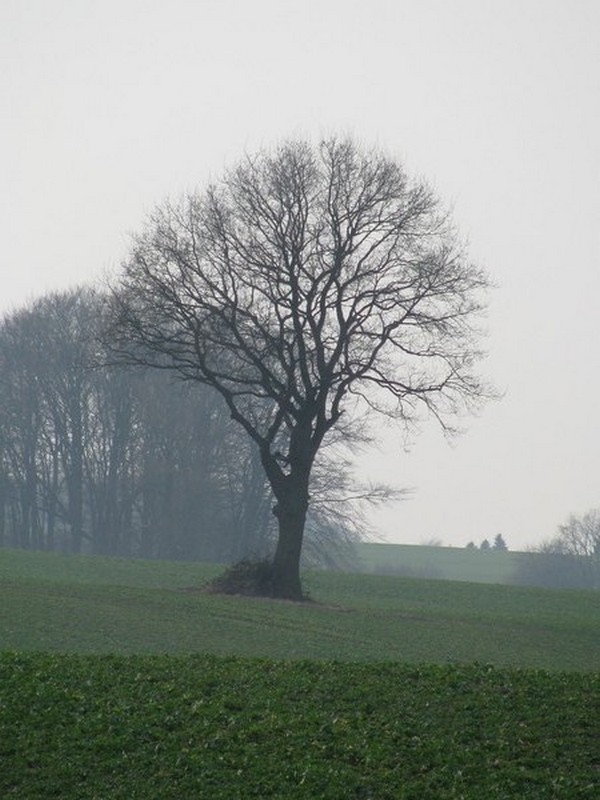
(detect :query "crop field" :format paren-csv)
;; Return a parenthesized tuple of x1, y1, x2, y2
(1, 548, 598, 669)
(354, 543, 522, 583)
(1, 548, 598, 798)
(2, 653, 598, 799)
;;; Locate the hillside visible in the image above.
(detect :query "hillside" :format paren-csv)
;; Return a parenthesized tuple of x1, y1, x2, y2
(354, 542, 595, 589)
(1, 547, 598, 799)
(355, 542, 520, 582)
(1, 548, 598, 670)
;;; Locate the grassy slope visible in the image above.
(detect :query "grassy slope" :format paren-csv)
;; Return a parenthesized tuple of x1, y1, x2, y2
(356, 543, 527, 584)
(1, 549, 599, 799)
(1, 548, 598, 670)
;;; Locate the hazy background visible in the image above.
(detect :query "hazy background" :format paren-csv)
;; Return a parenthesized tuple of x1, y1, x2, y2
(2, 0, 598, 550)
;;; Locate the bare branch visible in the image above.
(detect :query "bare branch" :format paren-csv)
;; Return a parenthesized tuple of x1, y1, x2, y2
(106, 136, 493, 598)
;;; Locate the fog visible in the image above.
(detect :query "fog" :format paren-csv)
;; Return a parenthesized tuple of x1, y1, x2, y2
(2, 0, 599, 550)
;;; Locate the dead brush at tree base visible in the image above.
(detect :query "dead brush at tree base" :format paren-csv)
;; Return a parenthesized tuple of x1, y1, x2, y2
(206, 558, 311, 601)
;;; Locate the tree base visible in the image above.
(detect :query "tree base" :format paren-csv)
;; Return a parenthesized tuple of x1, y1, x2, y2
(207, 558, 306, 601)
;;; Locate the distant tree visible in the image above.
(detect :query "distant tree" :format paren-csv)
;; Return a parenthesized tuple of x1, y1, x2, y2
(556, 509, 600, 561)
(108, 136, 490, 599)
(480, 538, 491, 551)
(493, 533, 508, 551)
(530, 509, 600, 589)
(28, 290, 98, 553)
(421, 537, 444, 547)
(0, 307, 45, 549)
(0, 289, 370, 566)
(465, 541, 476, 549)
(0, 289, 139, 554)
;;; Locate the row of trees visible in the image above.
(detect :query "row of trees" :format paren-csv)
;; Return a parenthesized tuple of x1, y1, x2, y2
(0, 288, 364, 565)
(465, 534, 508, 551)
(0, 288, 261, 560)
(464, 517, 599, 589)
(3, 137, 491, 596)
(524, 509, 600, 589)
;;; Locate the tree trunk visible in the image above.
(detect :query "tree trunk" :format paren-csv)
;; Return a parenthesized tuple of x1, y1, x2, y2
(270, 477, 309, 600)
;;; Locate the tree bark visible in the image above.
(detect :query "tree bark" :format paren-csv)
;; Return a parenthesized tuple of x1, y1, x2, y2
(270, 474, 310, 600)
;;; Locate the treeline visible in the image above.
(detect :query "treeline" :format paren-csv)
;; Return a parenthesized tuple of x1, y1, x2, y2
(0, 288, 354, 564)
(521, 509, 600, 590)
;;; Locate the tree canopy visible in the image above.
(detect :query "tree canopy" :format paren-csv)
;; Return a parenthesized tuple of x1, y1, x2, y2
(110, 137, 490, 598)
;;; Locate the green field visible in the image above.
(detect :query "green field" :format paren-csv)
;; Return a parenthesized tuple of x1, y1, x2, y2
(1, 547, 598, 669)
(354, 543, 518, 581)
(1, 548, 598, 798)
(355, 543, 542, 584)
(2, 653, 598, 799)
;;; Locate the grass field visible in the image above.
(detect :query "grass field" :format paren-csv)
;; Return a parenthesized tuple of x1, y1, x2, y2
(1, 548, 598, 798)
(355, 543, 538, 584)
(1, 548, 599, 669)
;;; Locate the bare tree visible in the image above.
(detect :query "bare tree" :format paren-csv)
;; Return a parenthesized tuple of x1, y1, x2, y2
(0, 304, 47, 549)
(536, 509, 600, 588)
(0, 289, 109, 553)
(109, 137, 490, 599)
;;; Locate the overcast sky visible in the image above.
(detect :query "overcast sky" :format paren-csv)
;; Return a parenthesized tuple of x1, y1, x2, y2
(2, 0, 599, 550)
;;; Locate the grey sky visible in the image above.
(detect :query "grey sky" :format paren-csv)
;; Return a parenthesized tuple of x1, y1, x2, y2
(2, 0, 599, 550)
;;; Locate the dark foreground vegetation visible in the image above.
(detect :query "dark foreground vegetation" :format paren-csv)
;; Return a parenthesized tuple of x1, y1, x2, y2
(1, 653, 598, 799)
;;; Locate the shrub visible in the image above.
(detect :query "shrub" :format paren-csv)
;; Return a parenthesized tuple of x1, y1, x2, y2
(207, 558, 279, 598)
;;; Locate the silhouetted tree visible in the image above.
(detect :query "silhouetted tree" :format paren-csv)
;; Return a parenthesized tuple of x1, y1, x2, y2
(0, 304, 46, 549)
(480, 538, 491, 551)
(527, 509, 600, 589)
(0, 289, 129, 553)
(109, 136, 490, 598)
(0, 288, 364, 565)
(493, 533, 508, 551)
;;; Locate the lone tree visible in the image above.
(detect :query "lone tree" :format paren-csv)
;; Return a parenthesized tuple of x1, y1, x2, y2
(109, 137, 490, 599)
(493, 533, 508, 551)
